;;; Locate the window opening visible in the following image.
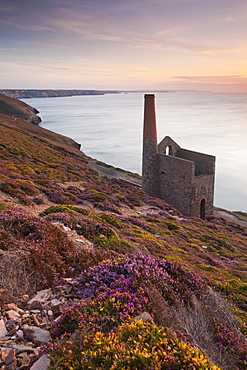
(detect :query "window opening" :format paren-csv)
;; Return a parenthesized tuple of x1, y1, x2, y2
(166, 145, 172, 155)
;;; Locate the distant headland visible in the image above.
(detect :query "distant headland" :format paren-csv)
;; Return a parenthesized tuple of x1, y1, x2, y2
(0, 89, 120, 99)
(0, 89, 213, 100)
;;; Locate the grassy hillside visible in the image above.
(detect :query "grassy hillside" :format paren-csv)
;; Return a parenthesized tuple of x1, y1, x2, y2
(0, 107, 246, 369)
(0, 93, 41, 123)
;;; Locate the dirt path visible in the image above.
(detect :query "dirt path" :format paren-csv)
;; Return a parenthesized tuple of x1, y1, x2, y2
(214, 209, 247, 228)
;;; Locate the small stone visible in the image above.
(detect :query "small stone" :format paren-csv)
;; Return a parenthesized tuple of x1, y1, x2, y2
(28, 290, 51, 307)
(62, 226, 71, 231)
(22, 314, 30, 319)
(29, 354, 50, 370)
(6, 310, 20, 321)
(5, 358, 17, 370)
(50, 299, 63, 315)
(63, 278, 76, 284)
(134, 312, 154, 324)
(0, 320, 7, 338)
(7, 326, 18, 337)
(5, 348, 16, 365)
(7, 303, 19, 311)
(23, 326, 50, 346)
(0, 348, 10, 362)
(19, 352, 30, 369)
(22, 295, 29, 301)
(64, 286, 72, 294)
(49, 299, 61, 307)
(31, 314, 41, 327)
(16, 330, 24, 338)
(6, 319, 16, 329)
(13, 345, 36, 355)
(30, 310, 41, 315)
(27, 301, 43, 311)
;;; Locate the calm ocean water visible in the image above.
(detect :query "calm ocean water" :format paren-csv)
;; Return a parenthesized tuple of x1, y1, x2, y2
(22, 92, 247, 212)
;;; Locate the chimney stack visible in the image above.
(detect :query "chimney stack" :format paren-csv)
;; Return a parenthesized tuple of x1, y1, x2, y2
(143, 94, 157, 139)
(142, 94, 159, 197)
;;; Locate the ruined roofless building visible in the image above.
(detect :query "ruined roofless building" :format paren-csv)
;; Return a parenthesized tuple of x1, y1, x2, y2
(142, 94, 215, 219)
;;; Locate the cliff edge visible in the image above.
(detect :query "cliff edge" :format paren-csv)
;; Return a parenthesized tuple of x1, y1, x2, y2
(0, 93, 41, 124)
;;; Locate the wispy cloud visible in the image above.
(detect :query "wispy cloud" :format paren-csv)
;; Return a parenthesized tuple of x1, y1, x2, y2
(0, 19, 54, 32)
(171, 76, 247, 84)
(129, 42, 163, 50)
(19, 62, 73, 71)
(1, 0, 247, 90)
(33, 43, 68, 49)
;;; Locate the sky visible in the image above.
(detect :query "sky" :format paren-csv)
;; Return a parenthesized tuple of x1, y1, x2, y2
(1, 0, 247, 92)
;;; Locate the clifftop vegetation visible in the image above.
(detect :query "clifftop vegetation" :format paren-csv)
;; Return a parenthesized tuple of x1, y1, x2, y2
(0, 99, 247, 369)
(0, 93, 41, 124)
(0, 89, 119, 99)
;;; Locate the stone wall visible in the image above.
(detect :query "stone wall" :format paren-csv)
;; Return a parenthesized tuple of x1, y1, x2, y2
(142, 139, 160, 197)
(177, 148, 215, 176)
(191, 174, 215, 217)
(141, 94, 215, 219)
(159, 154, 195, 216)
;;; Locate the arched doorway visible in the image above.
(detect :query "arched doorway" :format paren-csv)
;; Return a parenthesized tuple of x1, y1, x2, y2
(200, 198, 206, 219)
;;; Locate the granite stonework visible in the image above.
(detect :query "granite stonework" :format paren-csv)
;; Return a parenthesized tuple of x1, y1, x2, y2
(142, 94, 215, 219)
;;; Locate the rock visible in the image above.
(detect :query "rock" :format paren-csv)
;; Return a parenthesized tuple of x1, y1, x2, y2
(6, 304, 19, 312)
(0, 348, 11, 362)
(19, 352, 30, 369)
(6, 310, 20, 321)
(50, 299, 63, 315)
(27, 290, 51, 306)
(5, 359, 17, 369)
(27, 301, 43, 311)
(29, 354, 50, 370)
(12, 345, 37, 355)
(27, 115, 42, 125)
(8, 326, 18, 337)
(5, 348, 16, 365)
(23, 326, 50, 346)
(6, 319, 16, 329)
(134, 312, 154, 324)
(31, 314, 41, 327)
(0, 320, 7, 338)
(0, 284, 81, 369)
(16, 330, 24, 338)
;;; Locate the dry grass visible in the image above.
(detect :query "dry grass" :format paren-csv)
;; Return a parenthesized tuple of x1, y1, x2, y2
(174, 290, 241, 370)
(0, 229, 37, 306)
(0, 249, 37, 306)
(145, 281, 242, 370)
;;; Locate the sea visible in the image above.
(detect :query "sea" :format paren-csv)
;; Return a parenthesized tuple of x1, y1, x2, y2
(22, 92, 247, 213)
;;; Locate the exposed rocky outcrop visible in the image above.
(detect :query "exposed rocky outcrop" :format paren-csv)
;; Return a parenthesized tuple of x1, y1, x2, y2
(0, 90, 119, 99)
(0, 281, 87, 370)
(0, 94, 41, 125)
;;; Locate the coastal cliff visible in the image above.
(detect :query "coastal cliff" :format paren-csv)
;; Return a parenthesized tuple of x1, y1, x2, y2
(0, 93, 82, 149)
(0, 89, 119, 99)
(0, 96, 247, 370)
(0, 93, 41, 124)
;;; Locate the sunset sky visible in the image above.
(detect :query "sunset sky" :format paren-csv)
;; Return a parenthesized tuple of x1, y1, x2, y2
(1, 0, 247, 92)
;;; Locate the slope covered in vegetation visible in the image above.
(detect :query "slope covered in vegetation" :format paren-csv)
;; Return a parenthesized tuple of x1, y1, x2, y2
(0, 93, 41, 124)
(0, 105, 247, 369)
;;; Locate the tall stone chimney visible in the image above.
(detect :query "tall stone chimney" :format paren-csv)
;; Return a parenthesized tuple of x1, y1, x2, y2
(142, 94, 159, 197)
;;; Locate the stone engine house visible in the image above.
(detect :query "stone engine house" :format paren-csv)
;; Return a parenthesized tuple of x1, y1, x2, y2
(142, 94, 215, 219)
